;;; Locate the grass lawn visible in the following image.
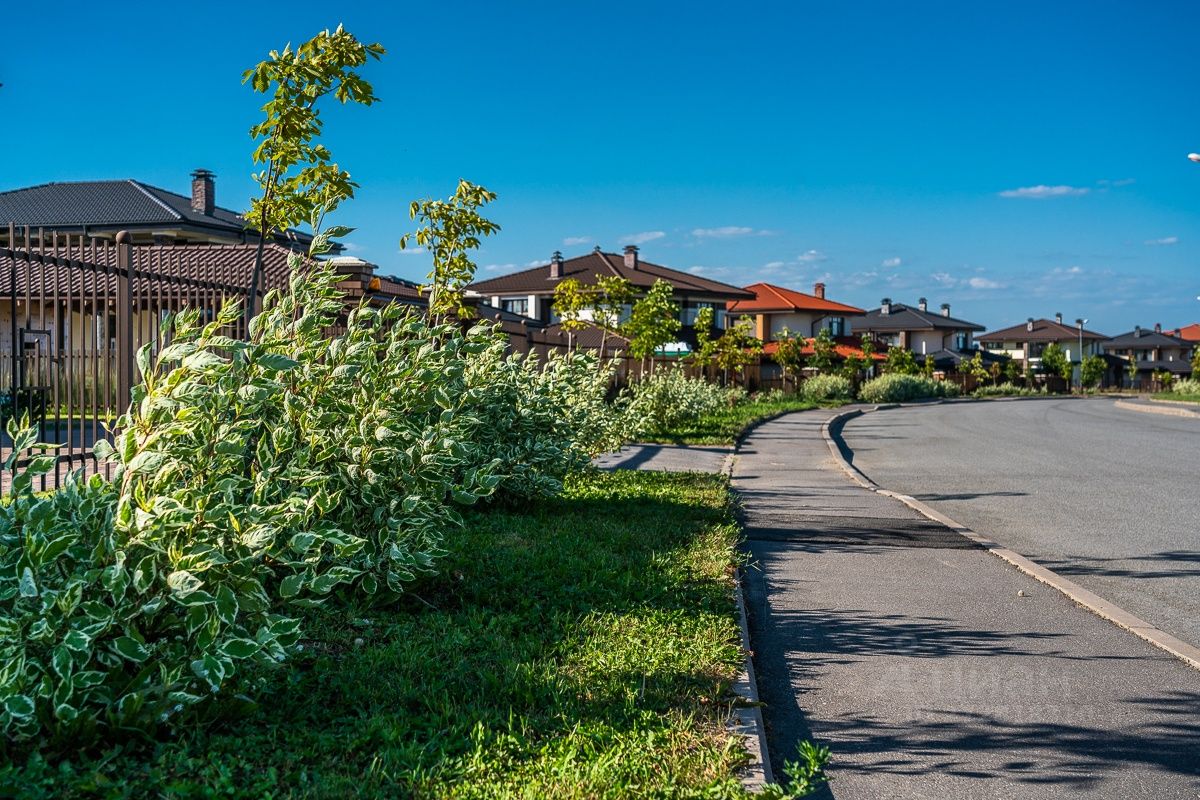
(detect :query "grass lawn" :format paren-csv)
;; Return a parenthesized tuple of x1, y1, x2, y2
(2, 471, 777, 799)
(641, 396, 823, 446)
(1155, 393, 1200, 404)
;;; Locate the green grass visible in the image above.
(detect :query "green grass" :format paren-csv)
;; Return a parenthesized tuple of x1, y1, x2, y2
(1155, 393, 1200, 404)
(1, 471, 768, 799)
(642, 397, 824, 445)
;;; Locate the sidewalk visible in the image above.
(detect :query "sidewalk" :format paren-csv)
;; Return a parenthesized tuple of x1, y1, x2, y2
(736, 409, 1200, 799)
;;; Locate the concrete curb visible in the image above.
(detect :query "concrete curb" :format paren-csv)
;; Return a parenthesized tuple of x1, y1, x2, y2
(1114, 398, 1200, 419)
(722, 447, 774, 789)
(823, 406, 1200, 672)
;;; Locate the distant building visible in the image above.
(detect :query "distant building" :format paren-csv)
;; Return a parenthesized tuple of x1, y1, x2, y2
(858, 298, 991, 370)
(1102, 325, 1193, 384)
(979, 314, 1107, 366)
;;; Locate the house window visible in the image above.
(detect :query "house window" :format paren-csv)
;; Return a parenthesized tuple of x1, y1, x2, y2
(828, 317, 845, 337)
(501, 298, 529, 315)
(954, 332, 968, 350)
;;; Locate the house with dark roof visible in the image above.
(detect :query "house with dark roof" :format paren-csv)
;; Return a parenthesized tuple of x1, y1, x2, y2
(468, 245, 753, 332)
(979, 314, 1108, 367)
(0, 169, 317, 249)
(1102, 324, 1193, 382)
(858, 298, 987, 366)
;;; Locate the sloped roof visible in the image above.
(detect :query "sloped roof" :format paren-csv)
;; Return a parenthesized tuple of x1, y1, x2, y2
(1103, 328, 1190, 348)
(761, 336, 886, 361)
(727, 282, 865, 315)
(860, 303, 985, 333)
(0, 179, 311, 245)
(980, 318, 1107, 342)
(1167, 323, 1200, 342)
(468, 249, 753, 299)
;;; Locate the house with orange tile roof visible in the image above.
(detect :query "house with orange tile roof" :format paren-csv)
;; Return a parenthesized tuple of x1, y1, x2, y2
(1167, 323, 1200, 344)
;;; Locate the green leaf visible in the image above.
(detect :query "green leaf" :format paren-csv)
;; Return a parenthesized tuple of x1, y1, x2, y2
(219, 639, 260, 660)
(126, 451, 167, 475)
(112, 636, 150, 663)
(279, 574, 304, 599)
(257, 353, 299, 371)
(17, 567, 37, 598)
(4, 695, 35, 718)
(167, 570, 203, 597)
(215, 584, 239, 626)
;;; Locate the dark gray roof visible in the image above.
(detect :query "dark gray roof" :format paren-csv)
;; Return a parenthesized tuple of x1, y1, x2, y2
(860, 303, 985, 333)
(1103, 329, 1189, 348)
(1136, 359, 1193, 374)
(920, 348, 1009, 369)
(980, 318, 1107, 342)
(0, 179, 311, 245)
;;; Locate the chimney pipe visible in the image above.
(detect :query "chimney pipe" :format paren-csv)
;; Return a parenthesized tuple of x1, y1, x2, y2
(623, 244, 639, 270)
(880, 297, 892, 315)
(1055, 312, 1063, 325)
(1134, 325, 1142, 338)
(550, 250, 564, 279)
(918, 297, 927, 312)
(940, 303, 951, 318)
(813, 282, 826, 299)
(1155, 322, 1162, 334)
(1026, 317, 1034, 332)
(191, 169, 215, 216)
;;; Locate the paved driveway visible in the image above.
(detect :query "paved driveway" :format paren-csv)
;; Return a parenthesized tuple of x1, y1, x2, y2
(840, 397, 1200, 647)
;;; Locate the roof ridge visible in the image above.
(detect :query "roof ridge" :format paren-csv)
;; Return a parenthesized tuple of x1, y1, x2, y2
(127, 180, 183, 221)
(763, 283, 795, 310)
(594, 250, 622, 277)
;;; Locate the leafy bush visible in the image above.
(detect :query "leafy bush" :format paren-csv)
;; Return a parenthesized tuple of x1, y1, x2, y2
(800, 374, 853, 402)
(858, 373, 959, 403)
(1169, 378, 1200, 395)
(973, 382, 1045, 398)
(626, 370, 743, 437)
(1, 247, 628, 746)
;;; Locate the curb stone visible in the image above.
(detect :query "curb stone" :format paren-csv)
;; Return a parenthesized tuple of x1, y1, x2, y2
(723, 449, 774, 789)
(1114, 398, 1200, 419)
(823, 406, 1200, 672)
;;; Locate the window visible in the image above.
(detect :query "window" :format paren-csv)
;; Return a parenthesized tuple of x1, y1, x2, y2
(954, 332, 969, 351)
(828, 317, 845, 337)
(501, 298, 529, 315)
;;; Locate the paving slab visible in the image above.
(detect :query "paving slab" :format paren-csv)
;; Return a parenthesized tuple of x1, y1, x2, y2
(736, 409, 1200, 799)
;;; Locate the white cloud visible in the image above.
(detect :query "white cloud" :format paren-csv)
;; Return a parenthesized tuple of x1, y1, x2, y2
(563, 236, 591, 246)
(399, 246, 427, 255)
(763, 260, 787, 270)
(967, 277, 1003, 290)
(796, 249, 827, 263)
(998, 184, 1089, 199)
(1145, 236, 1178, 246)
(881, 256, 902, 268)
(481, 259, 544, 273)
(619, 230, 666, 245)
(930, 271, 956, 286)
(691, 226, 773, 239)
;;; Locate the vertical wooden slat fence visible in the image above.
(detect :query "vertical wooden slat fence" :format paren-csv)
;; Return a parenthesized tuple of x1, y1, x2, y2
(0, 226, 278, 492)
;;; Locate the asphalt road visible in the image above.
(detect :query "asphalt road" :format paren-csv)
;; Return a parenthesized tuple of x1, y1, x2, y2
(840, 396, 1200, 648)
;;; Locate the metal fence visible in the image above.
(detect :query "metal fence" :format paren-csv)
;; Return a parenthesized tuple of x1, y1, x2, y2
(0, 226, 281, 491)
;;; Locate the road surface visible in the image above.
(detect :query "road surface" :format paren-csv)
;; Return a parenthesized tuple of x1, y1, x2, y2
(840, 397, 1200, 648)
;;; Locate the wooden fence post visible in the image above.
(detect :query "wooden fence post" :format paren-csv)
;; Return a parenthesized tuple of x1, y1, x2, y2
(115, 231, 135, 412)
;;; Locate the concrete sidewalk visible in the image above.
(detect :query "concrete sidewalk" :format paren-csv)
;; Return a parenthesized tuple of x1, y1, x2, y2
(737, 409, 1200, 799)
(593, 443, 730, 473)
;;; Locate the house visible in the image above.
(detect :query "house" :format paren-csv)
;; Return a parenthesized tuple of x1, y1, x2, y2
(0, 170, 318, 250)
(468, 245, 754, 331)
(858, 298, 986, 366)
(725, 281, 880, 379)
(1167, 323, 1200, 344)
(1101, 325, 1193, 385)
(979, 314, 1108, 380)
(727, 281, 866, 341)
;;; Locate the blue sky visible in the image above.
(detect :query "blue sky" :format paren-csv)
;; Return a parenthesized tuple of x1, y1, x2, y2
(2, 0, 1199, 333)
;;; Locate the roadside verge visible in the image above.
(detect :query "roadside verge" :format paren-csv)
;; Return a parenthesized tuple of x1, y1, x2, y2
(823, 405, 1200, 672)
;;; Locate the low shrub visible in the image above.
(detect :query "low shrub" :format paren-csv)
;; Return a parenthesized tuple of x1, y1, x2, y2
(800, 374, 853, 403)
(626, 369, 743, 436)
(859, 373, 959, 403)
(1167, 378, 1200, 395)
(973, 382, 1044, 398)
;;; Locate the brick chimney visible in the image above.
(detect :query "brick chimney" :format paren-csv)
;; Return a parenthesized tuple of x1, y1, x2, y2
(941, 303, 951, 318)
(813, 282, 826, 299)
(918, 297, 927, 313)
(1056, 312, 1063, 325)
(881, 298, 892, 315)
(191, 169, 215, 216)
(550, 251, 564, 279)
(623, 244, 639, 269)
(1026, 317, 1035, 332)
